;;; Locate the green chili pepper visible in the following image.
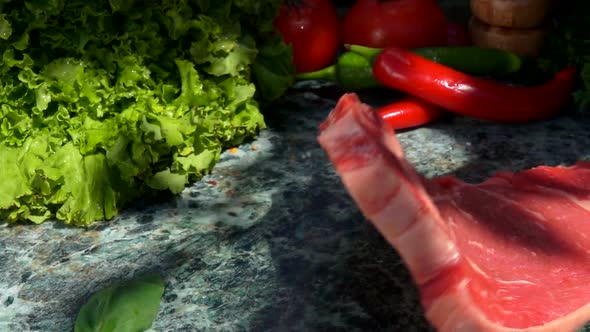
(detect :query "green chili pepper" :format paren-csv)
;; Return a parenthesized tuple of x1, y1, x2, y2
(349, 44, 522, 77)
(296, 51, 380, 91)
(296, 45, 523, 92)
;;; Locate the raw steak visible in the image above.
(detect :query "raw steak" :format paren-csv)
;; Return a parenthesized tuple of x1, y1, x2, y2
(317, 93, 590, 332)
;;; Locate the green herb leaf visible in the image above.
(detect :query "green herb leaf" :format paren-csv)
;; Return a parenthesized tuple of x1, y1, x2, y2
(536, 0, 590, 111)
(74, 274, 165, 332)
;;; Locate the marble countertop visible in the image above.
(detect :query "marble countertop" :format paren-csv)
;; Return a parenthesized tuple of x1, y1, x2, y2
(2, 84, 590, 332)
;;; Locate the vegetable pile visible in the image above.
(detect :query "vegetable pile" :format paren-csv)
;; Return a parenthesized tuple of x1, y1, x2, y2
(0, 0, 295, 226)
(285, 0, 583, 129)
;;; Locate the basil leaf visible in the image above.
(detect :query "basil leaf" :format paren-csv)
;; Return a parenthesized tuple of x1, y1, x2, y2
(74, 274, 165, 332)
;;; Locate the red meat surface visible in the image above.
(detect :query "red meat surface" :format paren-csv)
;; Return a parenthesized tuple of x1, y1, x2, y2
(317, 93, 590, 331)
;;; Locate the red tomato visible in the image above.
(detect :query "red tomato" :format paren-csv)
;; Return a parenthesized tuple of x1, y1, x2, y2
(274, 0, 341, 73)
(446, 22, 472, 46)
(342, 0, 448, 49)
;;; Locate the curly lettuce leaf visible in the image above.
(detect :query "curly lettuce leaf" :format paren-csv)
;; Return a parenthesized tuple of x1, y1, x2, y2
(252, 34, 296, 101)
(0, 0, 293, 226)
(0, 145, 31, 209)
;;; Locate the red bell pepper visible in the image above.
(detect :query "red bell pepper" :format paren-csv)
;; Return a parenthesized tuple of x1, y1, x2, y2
(377, 97, 445, 130)
(372, 47, 577, 123)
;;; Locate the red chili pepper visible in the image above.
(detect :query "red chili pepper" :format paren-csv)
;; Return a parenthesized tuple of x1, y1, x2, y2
(377, 97, 445, 130)
(372, 47, 577, 123)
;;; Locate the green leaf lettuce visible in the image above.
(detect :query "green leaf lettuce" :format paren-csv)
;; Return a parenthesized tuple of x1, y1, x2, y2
(0, 0, 295, 225)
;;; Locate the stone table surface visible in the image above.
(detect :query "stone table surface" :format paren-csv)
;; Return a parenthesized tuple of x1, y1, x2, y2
(2, 85, 590, 332)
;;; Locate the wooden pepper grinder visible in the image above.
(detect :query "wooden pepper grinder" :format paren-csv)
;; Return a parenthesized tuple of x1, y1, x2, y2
(468, 0, 555, 57)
